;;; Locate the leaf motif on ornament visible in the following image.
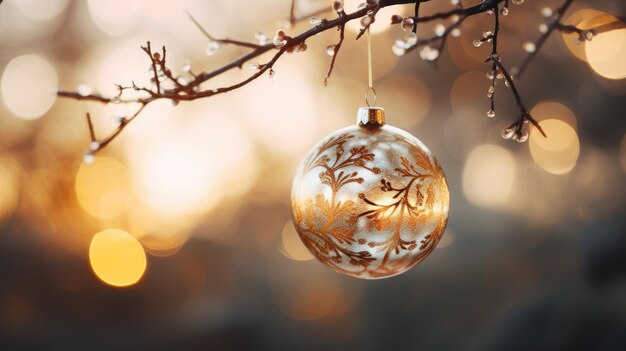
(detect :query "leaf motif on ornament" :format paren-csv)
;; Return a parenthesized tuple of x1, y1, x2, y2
(294, 133, 380, 274)
(358, 144, 446, 273)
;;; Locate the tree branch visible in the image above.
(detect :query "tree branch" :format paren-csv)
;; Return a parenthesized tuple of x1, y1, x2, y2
(57, 0, 623, 157)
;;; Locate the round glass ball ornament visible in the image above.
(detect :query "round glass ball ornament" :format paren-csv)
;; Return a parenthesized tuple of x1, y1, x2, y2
(291, 107, 450, 279)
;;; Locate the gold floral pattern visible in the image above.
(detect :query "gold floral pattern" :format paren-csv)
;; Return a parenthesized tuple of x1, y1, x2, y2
(358, 148, 449, 277)
(291, 126, 449, 279)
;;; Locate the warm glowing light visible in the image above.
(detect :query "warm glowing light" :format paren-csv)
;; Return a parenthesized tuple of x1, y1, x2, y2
(463, 144, 515, 208)
(87, 0, 144, 36)
(75, 157, 130, 219)
(0, 156, 20, 224)
(561, 9, 604, 62)
(531, 120, 577, 151)
(585, 29, 626, 79)
(529, 119, 580, 175)
(241, 63, 319, 155)
(530, 101, 577, 130)
(1, 54, 57, 120)
(129, 111, 256, 219)
(13, 0, 70, 21)
(126, 102, 257, 224)
(131, 137, 221, 219)
(584, 14, 626, 79)
(89, 229, 147, 287)
(280, 221, 313, 261)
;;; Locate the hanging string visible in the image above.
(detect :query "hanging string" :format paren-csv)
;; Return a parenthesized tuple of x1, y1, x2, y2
(365, 28, 377, 107)
(367, 28, 373, 89)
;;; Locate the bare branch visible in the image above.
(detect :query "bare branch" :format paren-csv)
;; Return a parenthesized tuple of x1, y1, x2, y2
(57, 0, 624, 156)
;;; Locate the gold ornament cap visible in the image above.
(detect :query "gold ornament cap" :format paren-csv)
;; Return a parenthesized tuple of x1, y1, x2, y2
(357, 107, 385, 128)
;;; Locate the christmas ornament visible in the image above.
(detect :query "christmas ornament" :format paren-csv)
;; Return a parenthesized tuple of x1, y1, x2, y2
(290, 107, 450, 279)
(291, 28, 449, 279)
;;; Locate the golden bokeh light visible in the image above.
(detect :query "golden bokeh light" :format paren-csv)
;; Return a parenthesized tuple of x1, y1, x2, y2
(1, 54, 57, 120)
(75, 156, 131, 219)
(529, 119, 580, 175)
(241, 63, 321, 155)
(463, 144, 516, 208)
(530, 101, 577, 130)
(195, 114, 258, 201)
(127, 108, 256, 221)
(130, 137, 221, 219)
(530, 119, 577, 151)
(89, 229, 147, 287)
(583, 14, 626, 80)
(0, 156, 20, 224)
(561, 9, 604, 62)
(280, 221, 313, 261)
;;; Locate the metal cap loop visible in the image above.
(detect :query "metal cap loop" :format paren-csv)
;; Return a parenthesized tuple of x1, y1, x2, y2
(365, 87, 377, 107)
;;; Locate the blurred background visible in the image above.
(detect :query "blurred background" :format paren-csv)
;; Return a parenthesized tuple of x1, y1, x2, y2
(0, 0, 625, 349)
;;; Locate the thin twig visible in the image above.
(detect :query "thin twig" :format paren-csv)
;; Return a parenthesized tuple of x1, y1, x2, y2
(413, 1, 421, 33)
(86, 113, 96, 142)
(289, 0, 297, 24)
(186, 11, 263, 49)
(356, 5, 381, 40)
(556, 17, 626, 40)
(324, 22, 346, 86)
